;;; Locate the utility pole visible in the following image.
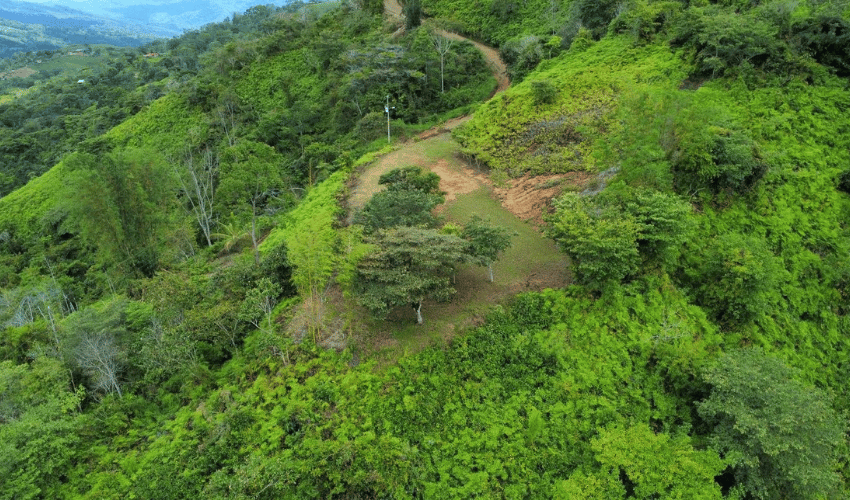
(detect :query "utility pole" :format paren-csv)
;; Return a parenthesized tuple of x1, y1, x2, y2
(385, 95, 395, 143)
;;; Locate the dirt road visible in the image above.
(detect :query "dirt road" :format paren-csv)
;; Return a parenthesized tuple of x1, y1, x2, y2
(347, 4, 572, 354)
(349, 1, 513, 216)
(383, 0, 509, 93)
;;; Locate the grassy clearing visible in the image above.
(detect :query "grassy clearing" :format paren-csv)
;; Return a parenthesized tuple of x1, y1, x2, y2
(423, 134, 460, 161)
(0, 87, 32, 104)
(32, 56, 108, 75)
(444, 187, 567, 284)
(356, 132, 570, 367)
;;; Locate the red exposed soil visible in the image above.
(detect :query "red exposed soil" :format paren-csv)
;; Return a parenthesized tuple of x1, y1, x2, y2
(492, 171, 593, 227)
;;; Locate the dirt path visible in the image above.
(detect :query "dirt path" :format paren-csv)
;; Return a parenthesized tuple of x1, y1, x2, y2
(351, 0, 586, 227)
(350, 0, 512, 216)
(345, 1, 573, 359)
(383, 0, 509, 93)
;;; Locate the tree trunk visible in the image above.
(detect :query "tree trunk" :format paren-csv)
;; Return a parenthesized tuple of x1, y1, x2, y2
(440, 53, 445, 93)
(414, 301, 423, 325)
(251, 209, 260, 266)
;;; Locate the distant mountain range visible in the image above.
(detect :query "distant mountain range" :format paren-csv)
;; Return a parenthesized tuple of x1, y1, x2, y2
(0, 0, 297, 57)
(0, 0, 164, 56)
(106, 1, 297, 34)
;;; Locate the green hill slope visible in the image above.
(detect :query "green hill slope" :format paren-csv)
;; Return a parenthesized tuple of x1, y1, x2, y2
(0, 0, 848, 498)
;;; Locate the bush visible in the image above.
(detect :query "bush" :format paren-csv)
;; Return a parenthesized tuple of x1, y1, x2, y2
(531, 79, 558, 105)
(699, 348, 845, 499)
(545, 192, 642, 291)
(793, 15, 850, 77)
(838, 169, 850, 194)
(500, 35, 544, 81)
(695, 233, 783, 329)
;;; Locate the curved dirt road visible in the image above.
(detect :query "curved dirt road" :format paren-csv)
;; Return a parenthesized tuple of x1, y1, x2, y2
(439, 31, 509, 95)
(383, 0, 509, 94)
(349, 5, 570, 350)
(348, 1, 512, 215)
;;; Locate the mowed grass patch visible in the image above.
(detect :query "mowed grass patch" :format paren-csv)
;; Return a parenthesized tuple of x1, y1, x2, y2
(352, 128, 569, 367)
(443, 186, 569, 285)
(359, 261, 508, 370)
(423, 133, 463, 162)
(360, 180, 570, 368)
(361, 187, 570, 367)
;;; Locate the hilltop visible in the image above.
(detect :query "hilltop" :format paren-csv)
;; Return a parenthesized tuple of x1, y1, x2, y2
(0, 0, 848, 497)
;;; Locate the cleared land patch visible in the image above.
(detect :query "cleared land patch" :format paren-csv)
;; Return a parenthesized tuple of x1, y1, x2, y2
(349, 129, 574, 363)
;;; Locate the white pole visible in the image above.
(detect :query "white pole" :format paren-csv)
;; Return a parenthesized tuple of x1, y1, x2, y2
(385, 95, 394, 143)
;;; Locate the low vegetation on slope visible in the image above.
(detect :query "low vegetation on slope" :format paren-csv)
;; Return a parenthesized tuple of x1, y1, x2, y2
(0, 0, 849, 497)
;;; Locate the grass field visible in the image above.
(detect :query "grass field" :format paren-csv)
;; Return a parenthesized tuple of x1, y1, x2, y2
(353, 130, 570, 366)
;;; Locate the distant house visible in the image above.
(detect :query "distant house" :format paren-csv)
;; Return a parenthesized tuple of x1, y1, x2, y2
(143, 53, 160, 58)
(77, 79, 85, 84)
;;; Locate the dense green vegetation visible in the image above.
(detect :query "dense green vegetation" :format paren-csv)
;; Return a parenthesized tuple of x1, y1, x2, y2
(1, 0, 849, 497)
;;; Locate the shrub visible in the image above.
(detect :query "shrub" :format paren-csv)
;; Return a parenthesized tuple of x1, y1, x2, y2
(699, 348, 845, 499)
(792, 15, 850, 77)
(531, 79, 558, 105)
(500, 35, 544, 81)
(695, 233, 783, 328)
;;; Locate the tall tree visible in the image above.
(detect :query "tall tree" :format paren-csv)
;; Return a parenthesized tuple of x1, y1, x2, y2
(431, 33, 453, 93)
(461, 215, 513, 282)
(174, 148, 218, 247)
(218, 141, 288, 265)
(65, 148, 174, 278)
(698, 348, 845, 500)
(62, 299, 128, 398)
(356, 227, 469, 324)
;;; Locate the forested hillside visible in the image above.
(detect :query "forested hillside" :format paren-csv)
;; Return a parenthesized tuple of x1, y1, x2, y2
(1, 0, 849, 498)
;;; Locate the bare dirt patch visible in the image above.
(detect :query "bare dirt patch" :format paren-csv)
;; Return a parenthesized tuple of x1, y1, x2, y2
(0, 66, 37, 80)
(491, 171, 594, 227)
(430, 159, 480, 202)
